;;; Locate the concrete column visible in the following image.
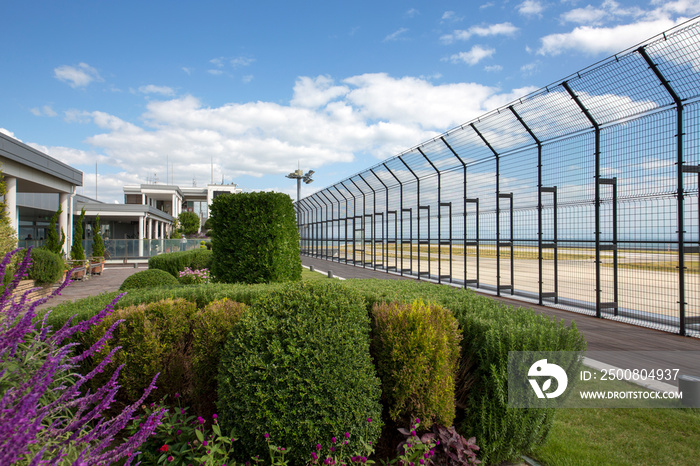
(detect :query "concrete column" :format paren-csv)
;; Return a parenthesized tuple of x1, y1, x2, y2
(148, 217, 153, 240)
(4, 176, 18, 239)
(138, 216, 144, 257)
(59, 193, 69, 257)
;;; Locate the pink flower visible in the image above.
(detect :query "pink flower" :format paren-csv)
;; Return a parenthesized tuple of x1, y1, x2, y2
(160, 444, 169, 452)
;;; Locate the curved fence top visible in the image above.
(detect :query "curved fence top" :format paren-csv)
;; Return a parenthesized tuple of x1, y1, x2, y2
(302, 17, 700, 200)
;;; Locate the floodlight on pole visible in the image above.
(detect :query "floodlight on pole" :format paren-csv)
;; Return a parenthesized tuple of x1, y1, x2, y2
(286, 168, 314, 203)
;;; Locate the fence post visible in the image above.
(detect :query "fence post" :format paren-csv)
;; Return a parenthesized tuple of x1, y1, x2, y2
(441, 136, 469, 288)
(358, 173, 379, 270)
(370, 168, 390, 273)
(638, 46, 687, 335)
(399, 155, 421, 279)
(384, 163, 405, 276)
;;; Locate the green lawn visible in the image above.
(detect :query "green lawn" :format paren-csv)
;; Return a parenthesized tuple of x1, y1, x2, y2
(532, 370, 700, 465)
(533, 407, 700, 465)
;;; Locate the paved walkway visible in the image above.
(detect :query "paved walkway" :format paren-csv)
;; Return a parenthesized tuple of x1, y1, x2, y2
(35, 264, 144, 311)
(302, 255, 700, 389)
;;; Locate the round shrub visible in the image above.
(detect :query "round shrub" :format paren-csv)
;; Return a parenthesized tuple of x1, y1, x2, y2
(217, 281, 383, 464)
(371, 300, 462, 429)
(28, 248, 65, 285)
(119, 268, 179, 291)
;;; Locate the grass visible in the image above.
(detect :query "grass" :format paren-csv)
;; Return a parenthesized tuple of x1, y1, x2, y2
(533, 369, 700, 465)
(533, 407, 700, 465)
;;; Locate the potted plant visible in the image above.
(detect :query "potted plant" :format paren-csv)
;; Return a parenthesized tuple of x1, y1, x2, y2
(90, 215, 105, 275)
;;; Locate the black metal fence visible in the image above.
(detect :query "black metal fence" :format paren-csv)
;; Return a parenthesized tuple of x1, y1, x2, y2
(297, 19, 700, 337)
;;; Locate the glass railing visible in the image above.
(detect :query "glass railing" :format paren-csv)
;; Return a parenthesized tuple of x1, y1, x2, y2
(16, 238, 209, 260)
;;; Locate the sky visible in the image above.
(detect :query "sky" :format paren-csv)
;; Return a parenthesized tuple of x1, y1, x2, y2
(1, 0, 698, 205)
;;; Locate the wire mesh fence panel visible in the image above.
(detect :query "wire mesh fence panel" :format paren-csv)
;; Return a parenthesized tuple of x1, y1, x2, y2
(297, 19, 700, 337)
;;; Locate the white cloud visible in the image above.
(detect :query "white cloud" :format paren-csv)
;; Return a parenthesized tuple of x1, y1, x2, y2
(138, 85, 176, 96)
(30, 105, 58, 117)
(384, 28, 409, 42)
(447, 45, 496, 65)
(537, 17, 679, 55)
(484, 64, 503, 72)
(441, 11, 463, 22)
(518, 0, 545, 16)
(405, 8, 419, 18)
(291, 76, 349, 108)
(521, 62, 539, 76)
(26, 143, 110, 166)
(54, 63, 103, 88)
(60, 72, 540, 202)
(441, 22, 518, 44)
(231, 56, 255, 67)
(561, 5, 610, 25)
(0, 128, 19, 140)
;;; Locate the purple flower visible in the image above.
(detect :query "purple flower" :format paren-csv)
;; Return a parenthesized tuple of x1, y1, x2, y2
(345, 432, 350, 439)
(317, 443, 322, 450)
(312, 452, 318, 460)
(332, 436, 337, 443)
(197, 416, 205, 424)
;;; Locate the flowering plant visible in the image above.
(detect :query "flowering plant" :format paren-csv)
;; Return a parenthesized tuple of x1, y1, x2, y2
(0, 248, 164, 465)
(178, 267, 211, 285)
(126, 396, 236, 465)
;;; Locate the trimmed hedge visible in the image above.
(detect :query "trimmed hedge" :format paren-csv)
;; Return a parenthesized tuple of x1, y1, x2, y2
(148, 249, 213, 278)
(90, 299, 197, 405)
(341, 279, 586, 464)
(191, 298, 248, 416)
(371, 300, 461, 429)
(210, 191, 301, 284)
(119, 268, 180, 291)
(217, 281, 383, 464)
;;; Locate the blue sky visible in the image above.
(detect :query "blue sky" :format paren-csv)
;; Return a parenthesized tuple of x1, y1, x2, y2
(1, 0, 698, 204)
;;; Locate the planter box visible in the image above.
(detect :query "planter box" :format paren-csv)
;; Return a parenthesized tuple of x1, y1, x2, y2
(7, 279, 53, 307)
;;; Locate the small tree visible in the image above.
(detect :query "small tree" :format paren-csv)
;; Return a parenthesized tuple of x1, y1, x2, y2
(0, 166, 18, 257)
(71, 208, 86, 261)
(92, 214, 105, 257)
(45, 205, 66, 257)
(178, 211, 200, 236)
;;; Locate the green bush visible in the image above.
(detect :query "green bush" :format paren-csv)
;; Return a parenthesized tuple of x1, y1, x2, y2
(191, 298, 247, 416)
(210, 191, 301, 284)
(371, 300, 461, 429)
(90, 299, 197, 405)
(45, 206, 65, 256)
(27, 248, 65, 285)
(340, 279, 586, 464)
(148, 249, 213, 278)
(70, 208, 86, 260)
(217, 281, 383, 464)
(92, 215, 105, 257)
(178, 211, 201, 236)
(119, 268, 180, 291)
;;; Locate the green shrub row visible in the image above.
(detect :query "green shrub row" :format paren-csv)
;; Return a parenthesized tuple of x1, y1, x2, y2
(210, 191, 301, 284)
(46, 277, 585, 464)
(341, 279, 587, 464)
(147, 249, 213, 278)
(86, 298, 248, 418)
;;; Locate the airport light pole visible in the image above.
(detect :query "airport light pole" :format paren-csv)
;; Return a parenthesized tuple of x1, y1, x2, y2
(286, 169, 314, 203)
